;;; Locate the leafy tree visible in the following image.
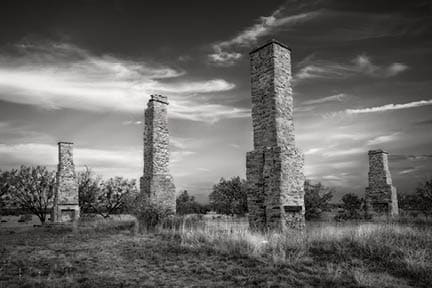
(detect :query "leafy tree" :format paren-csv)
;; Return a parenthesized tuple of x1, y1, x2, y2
(304, 180, 333, 220)
(91, 176, 136, 218)
(176, 190, 208, 215)
(78, 168, 137, 217)
(6, 166, 55, 224)
(209, 177, 248, 216)
(77, 167, 102, 213)
(335, 193, 363, 221)
(416, 177, 432, 217)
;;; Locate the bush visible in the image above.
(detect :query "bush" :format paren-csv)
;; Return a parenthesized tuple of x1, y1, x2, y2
(335, 193, 366, 221)
(134, 201, 174, 232)
(18, 214, 32, 223)
(304, 180, 333, 220)
(209, 177, 248, 216)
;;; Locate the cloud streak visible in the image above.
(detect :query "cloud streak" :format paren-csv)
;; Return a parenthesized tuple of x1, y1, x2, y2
(296, 54, 408, 81)
(0, 41, 243, 123)
(302, 93, 347, 105)
(346, 99, 432, 114)
(367, 132, 400, 145)
(208, 8, 319, 66)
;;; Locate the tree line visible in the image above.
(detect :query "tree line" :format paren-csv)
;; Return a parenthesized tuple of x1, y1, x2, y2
(1, 165, 431, 223)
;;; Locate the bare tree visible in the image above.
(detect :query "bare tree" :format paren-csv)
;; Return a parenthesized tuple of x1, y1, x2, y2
(7, 166, 55, 224)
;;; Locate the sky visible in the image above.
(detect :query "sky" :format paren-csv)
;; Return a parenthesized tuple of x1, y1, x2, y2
(0, 0, 431, 202)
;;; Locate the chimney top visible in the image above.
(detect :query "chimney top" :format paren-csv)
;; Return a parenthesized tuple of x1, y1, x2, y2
(249, 39, 291, 55)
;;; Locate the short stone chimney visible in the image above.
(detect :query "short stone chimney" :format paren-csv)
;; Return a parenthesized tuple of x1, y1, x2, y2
(52, 142, 80, 222)
(365, 149, 398, 216)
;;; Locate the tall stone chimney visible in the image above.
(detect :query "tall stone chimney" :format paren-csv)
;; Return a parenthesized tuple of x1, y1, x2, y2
(246, 40, 305, 231)
(52, 142, 80, 222)
(140, 95, 176, 213)
(365, 149, 398, 216)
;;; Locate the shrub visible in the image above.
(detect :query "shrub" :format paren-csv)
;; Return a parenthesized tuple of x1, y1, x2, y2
(18, 214, 32, 223)
(304, 180, 333, 220)
(134, 201, 173, 232)
(176, 190, 209, 215)
(209, 177, 248, 216)
(335, 193, 365, 221)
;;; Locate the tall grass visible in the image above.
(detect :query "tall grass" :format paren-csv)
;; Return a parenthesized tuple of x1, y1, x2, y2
(157, 218, 432, 286)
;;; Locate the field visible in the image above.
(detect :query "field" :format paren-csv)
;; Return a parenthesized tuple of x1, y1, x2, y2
(1, 215, 431, 288)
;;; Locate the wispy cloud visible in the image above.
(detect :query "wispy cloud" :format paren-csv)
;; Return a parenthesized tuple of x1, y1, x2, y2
(302, 93, 348, 105)
(0, 41, 243, 123)
(0, 143, 138, 168)
(208, 8, 319, 66)
(399, 167, 418, 175)
(296, 54, 408, 81)
(367, 132, 400, 146)
(346, 99, 432, 114)
(229, 143, 241, 149)
(0, 121, 54, 144)
(304, 147, 324, 155)
(322, 147, 364, 157)
(122, 120, 142, 125)
(391, 154, 432, 161)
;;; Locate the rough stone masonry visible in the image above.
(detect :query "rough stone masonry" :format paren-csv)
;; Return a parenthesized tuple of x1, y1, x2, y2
(365, 149, 399, 216)
(246, 40, 305, 231)
(140, 94, 176, 213)
(52, 142, 80, 222)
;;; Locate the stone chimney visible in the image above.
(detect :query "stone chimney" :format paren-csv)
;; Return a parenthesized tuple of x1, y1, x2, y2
(365, 149, 398, 216)
(246, 40, 305, 231)
(140, 95, 176, 213)
(52, 142, 80, 222)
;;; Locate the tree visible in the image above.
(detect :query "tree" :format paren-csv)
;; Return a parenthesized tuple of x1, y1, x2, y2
(304, 180, 333, 220)
(416, 177, 432, 217)
(209, 177, 248, 216)
(77, 167, 102, 213)
(335, 193, 363, 221)
(6, 166, 55, 224)
(79, 172, 137, 218)
(0, 170, 11, 211)
(176, 190, 208, 215)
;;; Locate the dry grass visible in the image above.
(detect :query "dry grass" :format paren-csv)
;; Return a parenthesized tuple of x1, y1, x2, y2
(1, 216, 431, 287)
(176, 220, 432, 287)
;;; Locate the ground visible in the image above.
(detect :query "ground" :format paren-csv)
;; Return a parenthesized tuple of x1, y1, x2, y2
(0, 215, 431, 287)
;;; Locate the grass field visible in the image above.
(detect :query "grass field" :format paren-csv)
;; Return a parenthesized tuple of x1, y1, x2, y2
(1, 216, 431, 287)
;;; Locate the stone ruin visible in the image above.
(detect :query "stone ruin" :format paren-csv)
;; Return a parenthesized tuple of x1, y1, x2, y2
(246, 40, 305, 231)
(140, 94, 176, 213)
(52, 142, 80, 222)
(365, 149, 399, 216)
